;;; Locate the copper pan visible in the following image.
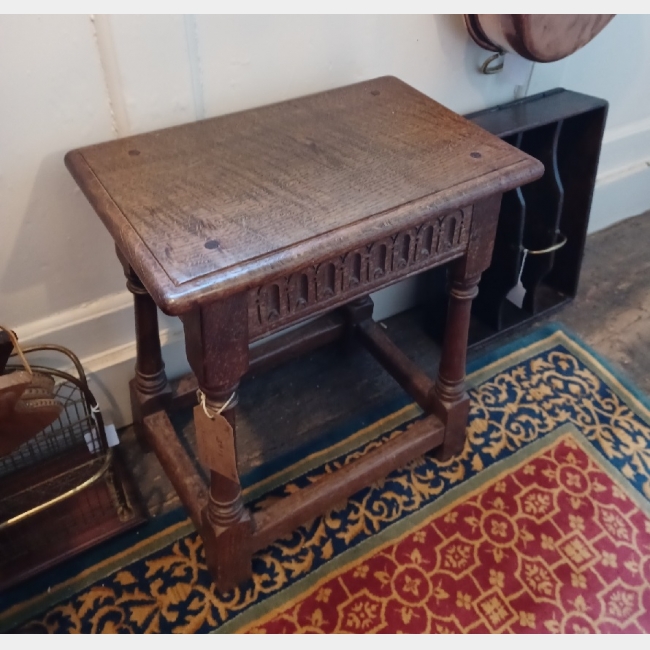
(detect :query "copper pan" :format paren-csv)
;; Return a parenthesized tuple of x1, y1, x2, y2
(464, 14, 615, 63)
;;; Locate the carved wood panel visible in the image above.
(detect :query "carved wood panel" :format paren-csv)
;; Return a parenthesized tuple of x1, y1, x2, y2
(248, 208, 472, 339)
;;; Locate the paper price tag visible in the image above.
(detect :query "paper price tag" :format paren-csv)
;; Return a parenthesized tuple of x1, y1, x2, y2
(194, 404, 239, 484)
(507, 249, 529, 309)
(86, 406, 119, 453)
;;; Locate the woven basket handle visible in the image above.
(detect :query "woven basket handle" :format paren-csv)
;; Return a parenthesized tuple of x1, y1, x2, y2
(0, 326, 32, 376)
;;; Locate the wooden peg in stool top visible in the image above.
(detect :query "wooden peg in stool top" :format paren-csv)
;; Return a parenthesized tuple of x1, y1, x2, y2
(0, 327, 63, 458)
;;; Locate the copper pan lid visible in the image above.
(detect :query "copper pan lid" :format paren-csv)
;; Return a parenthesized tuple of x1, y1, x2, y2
(465, 14, 615, 63)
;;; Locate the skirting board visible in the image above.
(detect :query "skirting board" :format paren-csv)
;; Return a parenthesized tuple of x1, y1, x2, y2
(9, 150, 650, 430)
(588, 113, 650, 233)
(11, 279, 421, 430)
(589, 162, 650, 233)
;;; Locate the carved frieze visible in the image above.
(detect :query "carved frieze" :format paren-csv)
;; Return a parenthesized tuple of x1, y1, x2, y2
(249, 208, 472, 338)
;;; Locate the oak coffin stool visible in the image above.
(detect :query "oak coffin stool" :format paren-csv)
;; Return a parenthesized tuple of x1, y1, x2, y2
(65, 76, 543, 591)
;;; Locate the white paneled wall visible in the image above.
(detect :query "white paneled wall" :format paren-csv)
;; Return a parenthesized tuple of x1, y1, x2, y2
(527, 14, 650, 232)
(0, 16, 120, 324)
(1, 15, 648, 427)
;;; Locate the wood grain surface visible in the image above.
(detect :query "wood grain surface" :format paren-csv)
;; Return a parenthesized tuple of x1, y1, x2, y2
(66, 76, 542, 314)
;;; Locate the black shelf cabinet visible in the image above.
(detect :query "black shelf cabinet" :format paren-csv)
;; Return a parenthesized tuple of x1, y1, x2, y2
(427, 88, 608, 348)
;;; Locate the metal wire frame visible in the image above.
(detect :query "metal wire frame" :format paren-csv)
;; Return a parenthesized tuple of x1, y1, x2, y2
(0, 344, 112, 530)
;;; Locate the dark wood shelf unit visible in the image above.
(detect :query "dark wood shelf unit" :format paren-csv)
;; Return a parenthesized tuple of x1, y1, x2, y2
(427, 88, 608, 348)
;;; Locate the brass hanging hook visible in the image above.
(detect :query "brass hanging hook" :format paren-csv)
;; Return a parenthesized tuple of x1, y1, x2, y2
(480, 51, 505, 75)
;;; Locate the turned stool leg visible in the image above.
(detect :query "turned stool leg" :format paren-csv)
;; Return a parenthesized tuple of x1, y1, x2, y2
(117, 248, 171, 443)
(182, 295, 253, 591)
(432, 195, 502, 461)
(198, 386, 253, 590)
(433, 262, 481, 460)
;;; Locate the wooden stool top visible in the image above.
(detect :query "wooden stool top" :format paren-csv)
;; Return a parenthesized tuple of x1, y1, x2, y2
(66, 76, 542, 315)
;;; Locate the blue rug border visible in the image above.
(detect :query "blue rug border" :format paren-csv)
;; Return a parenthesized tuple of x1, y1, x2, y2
(470, 322, 650, 414)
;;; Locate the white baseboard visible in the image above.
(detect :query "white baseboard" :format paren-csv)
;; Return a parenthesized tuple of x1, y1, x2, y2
(590, 161, 650, 233)
(11, 290, 183, 428)
(76, 324, 189, 429)
(600, 115, 650, 172)
(10, 117, 650, 429)
(590, 115, 650, 232)
(10, 278, 421, 429)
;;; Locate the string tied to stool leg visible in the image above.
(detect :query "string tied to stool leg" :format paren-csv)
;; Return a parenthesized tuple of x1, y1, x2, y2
(196, 389, 236, 420)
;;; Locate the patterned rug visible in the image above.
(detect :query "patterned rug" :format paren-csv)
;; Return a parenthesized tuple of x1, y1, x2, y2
(1, 324, 650, 633)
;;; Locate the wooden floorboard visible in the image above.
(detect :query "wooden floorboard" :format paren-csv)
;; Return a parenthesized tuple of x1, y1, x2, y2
(119, 210, 650, 516)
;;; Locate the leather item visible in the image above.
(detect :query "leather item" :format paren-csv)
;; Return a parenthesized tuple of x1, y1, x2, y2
(465, 14, 615, 63)
(0, 370, 64, 457)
